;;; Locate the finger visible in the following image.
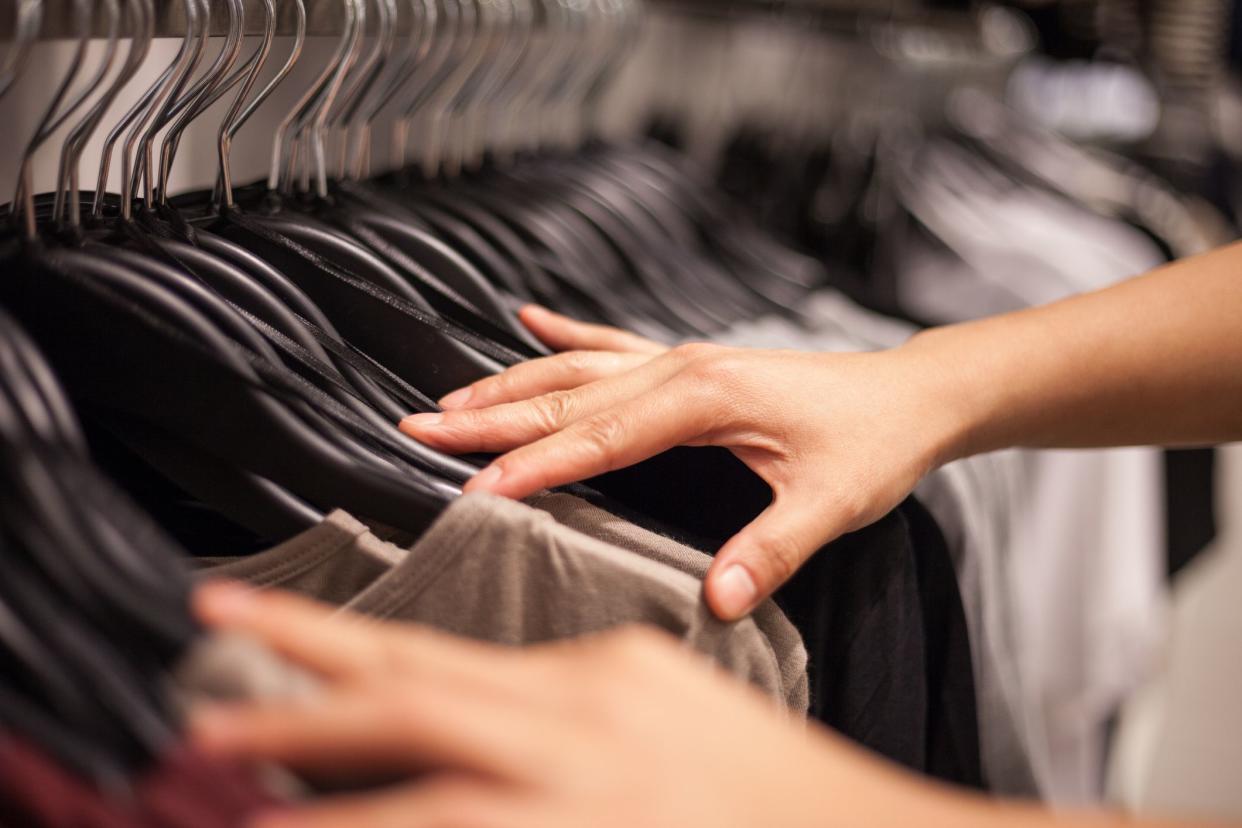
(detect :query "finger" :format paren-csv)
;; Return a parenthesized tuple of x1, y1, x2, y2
(437, 350, 653, 411)
(402, 352, 688, 454)
(461, 381, 713, 500)
(192, 582, 509, 683)
(518, 304, 668, 355)
(193, 683, 578, 784)
(251, 777, 531, 828)
(704, 491, 859, 621)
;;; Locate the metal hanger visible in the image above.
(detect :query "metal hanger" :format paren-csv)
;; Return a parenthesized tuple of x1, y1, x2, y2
(94, 0, 195, 218)
(218, 0, 307, 206)
(126, 0, 208, 214)
(153, 0, 247, 204)
(12, 0, 96, 238)
(56, 0, 153, 228)
(0, 0, 43, 103)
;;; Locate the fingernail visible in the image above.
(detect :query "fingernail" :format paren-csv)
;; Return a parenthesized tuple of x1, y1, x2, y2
(438, 386, 474, 409)
(713, 565, 757, 620)
(521, 303, 550, 319)
(465, 464, 504, 493)
(400, 412, 444, 431)
(195, 581, 259, 624)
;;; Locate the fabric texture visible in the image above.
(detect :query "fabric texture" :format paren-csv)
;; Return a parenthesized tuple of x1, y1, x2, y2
(342, 493, 794, 708)
(193, 510, 401, 602)
(197, 497, 799, 710)
(527, 491, 809, 712)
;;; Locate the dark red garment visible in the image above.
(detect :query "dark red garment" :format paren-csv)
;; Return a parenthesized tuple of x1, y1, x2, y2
(0, 735, 287, 827)
(0, 737, 135, 828)
(136, 741, 285, 828)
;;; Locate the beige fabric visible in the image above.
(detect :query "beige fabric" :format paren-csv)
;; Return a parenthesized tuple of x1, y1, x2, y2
(194, 510, 401, 603)
(172, 633, 319, 708)
(344, 493, 794, 708)
(528, 492, 809, 713)
(196, 497, 796, 709)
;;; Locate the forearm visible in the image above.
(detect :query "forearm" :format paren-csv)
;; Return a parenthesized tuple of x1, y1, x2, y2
(905, 240, 1242, 463)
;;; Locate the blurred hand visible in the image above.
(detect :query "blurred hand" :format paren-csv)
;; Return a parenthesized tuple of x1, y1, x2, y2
(190, 582, 954, 828)
(400, 305, 967, 620)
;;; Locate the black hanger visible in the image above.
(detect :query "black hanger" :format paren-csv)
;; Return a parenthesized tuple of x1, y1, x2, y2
(1, 246, 450, 535)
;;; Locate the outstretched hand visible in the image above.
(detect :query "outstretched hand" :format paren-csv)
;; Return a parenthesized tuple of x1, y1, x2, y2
(400, 306, 967, 620)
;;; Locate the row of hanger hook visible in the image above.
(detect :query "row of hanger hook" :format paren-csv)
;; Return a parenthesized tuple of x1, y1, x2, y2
(1, 0, 642, 238)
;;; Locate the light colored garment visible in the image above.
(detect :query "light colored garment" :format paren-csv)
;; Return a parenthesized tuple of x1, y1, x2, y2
(527, 491, 809, 712)
(194, 510, 402, 602)
(196, 498, 804, 711)
(1109, 445, 1242, 821)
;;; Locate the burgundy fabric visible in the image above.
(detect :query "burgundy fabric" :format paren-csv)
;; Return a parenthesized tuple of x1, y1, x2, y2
(0, 737, 134, 828)
(135, 741, 285, 827)
(0, 736, 286, 827)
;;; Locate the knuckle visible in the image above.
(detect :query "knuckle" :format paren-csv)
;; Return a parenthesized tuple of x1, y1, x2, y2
(680, 351, 745, 391)
(569, 414, 626, 467)
(670, 341, 717, 362)
(530, 389, 576, 432)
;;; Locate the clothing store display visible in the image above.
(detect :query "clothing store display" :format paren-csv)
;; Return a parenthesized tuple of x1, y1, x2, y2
(527, 491, 810, 712)
(0, 0, 1233, 822)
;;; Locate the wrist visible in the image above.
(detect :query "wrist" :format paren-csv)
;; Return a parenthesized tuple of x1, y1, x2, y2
(897, 325, 1006, 467)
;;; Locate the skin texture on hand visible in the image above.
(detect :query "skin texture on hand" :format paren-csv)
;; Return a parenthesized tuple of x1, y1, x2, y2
(401, 305, 968, 620)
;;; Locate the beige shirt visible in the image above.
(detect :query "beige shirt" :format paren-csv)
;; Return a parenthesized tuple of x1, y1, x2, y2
(196, 495, 799, 710)
(528, 492, 809, 712)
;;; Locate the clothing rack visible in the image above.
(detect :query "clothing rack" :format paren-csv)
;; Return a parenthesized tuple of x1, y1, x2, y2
(3, 0, 351, 39)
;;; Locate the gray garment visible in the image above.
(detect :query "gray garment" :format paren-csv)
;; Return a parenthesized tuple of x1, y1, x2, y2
(196, 498, 797, 710)
(194, 510, 402, 603)
(343, 493, 796, 710)
(173, 633, 319, 708)
(528, 491, 809, 712)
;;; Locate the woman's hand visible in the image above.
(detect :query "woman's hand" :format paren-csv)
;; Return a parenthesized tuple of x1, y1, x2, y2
(400, 306, 969, 620)
(189, 582, 962, 828)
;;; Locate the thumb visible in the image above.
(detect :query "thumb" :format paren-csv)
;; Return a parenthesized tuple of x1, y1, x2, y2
(705, 494, 855, 621)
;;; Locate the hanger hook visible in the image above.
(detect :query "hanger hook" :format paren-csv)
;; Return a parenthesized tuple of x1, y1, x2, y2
(12, 0, 92, 240)
(49, 0, 123, 226)
(218, 0, 304, 206)
(271, 0, 359, 193)
(93, 0, 186, 218)
(0, 0, 44, 104)
(154, 0, 247, 204)
(126, 0, 210, 212)
(58, 0, 153, 229)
